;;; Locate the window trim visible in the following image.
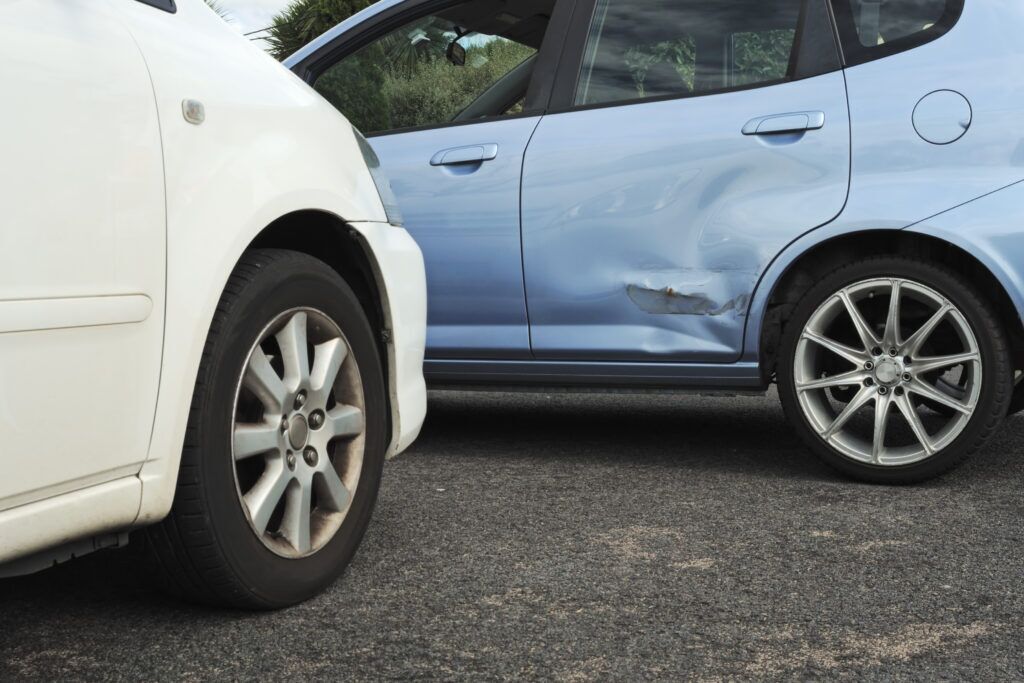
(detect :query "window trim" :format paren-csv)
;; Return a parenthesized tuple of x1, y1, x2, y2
(358, 110, 541, 139)
(829, 0, 965, 67)
(292, 0, 578, 138)
(546, 0, 842, 114)
(135, 0, 176, 13)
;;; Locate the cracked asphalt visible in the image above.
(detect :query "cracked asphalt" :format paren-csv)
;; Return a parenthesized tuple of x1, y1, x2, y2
(2, 390, 1023, 680)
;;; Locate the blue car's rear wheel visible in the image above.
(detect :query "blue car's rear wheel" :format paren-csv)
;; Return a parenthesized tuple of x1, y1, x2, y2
(778, 256, 1011, 483)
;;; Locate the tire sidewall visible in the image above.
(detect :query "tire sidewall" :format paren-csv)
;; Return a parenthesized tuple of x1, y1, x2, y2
(778, 257, 1010, 483)
(194, 255, 387, 607)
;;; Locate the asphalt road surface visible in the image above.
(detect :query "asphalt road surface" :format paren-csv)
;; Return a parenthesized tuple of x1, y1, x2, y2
(2, 390, 1023, 680)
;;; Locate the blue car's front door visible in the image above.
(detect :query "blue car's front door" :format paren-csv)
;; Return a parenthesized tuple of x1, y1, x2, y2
(371, 118, 539, 359)
(521, 0, 851, 363)
(304, 0, 571, 360)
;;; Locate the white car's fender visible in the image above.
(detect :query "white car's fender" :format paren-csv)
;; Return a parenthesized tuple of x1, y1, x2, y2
(121, 0, 426, 526)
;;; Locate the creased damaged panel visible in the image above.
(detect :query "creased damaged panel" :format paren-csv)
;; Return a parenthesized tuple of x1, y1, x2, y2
(627, 285, 751, 316)
(626, 269, 756, 317)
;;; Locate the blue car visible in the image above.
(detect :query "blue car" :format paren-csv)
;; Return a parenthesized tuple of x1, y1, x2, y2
(288, 0, 1024, 483)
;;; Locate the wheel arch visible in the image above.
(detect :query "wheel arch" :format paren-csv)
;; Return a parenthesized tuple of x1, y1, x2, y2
(246, 210, 395, 442)
(756, 230, 1024, 383)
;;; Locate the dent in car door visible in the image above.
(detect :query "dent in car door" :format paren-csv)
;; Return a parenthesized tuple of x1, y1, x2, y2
(520, 0, 850, 362)
(0, 1, 165, 509)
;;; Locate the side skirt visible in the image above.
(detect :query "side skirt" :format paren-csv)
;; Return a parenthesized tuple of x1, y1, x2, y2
(424, 359, 765, 392)
(0, 476, 141, 568)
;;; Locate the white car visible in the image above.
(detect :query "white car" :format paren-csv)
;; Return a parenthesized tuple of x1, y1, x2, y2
(0, 0, 427, 608)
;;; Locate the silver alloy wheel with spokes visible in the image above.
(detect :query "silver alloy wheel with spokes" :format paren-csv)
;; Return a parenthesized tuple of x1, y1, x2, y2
(795, 278, 982, 466)
(231, 308, 365, 558)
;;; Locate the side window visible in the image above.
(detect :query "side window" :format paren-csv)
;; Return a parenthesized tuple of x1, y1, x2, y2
(575, 0, 836, 107)
(830, 0, 964, 65)
(313, 1, 555, 135)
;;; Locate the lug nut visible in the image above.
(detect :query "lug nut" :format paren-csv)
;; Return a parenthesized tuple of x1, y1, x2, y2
(303, 447, 318, 467)
(864, 378, 874, 387)
(294, 391, 307, 410)
(286, 451, 297, 471)
(865, 361, 874, 370)
(872, 346, 883, 356)
(309, 410, 325, 430)
(281, 416, 289, 432)
(878, 386, 889, 395)
(888, 348, 898, 357)
(902, 372, 912, 382)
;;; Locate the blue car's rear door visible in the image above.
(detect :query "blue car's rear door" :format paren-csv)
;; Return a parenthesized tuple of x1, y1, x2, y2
(521, 0, 851, 362)
(298, 0, 573, 361)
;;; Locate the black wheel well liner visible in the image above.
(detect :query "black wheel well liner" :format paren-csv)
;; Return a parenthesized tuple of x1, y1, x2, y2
(246, 210, 392, 432)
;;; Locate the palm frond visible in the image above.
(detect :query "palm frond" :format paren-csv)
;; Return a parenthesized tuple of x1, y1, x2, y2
(204, 0, 231, 21)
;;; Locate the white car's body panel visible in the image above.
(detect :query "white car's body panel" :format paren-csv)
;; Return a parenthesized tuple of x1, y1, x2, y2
(0, 1, 165, 512)
(0, 0, 427, 566)
(0, 479, 141, 565)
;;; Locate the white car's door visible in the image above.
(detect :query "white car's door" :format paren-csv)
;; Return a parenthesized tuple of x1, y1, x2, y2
(0, 1, 165, 509)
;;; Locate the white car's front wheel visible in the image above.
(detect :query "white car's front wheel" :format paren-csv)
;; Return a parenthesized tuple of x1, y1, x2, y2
(145, 249, 387, 609)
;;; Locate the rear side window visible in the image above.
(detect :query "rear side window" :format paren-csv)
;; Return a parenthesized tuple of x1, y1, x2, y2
(574, 0, 839, 107)
(830, 0, 964, 65)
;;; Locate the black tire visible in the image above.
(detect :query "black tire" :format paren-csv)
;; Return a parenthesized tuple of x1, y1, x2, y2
(142, 249, 387, 609)
(778, 255, 1011, 484)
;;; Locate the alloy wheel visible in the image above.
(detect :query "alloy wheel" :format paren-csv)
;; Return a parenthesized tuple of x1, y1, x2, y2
(794, 278, 982, 466)
(231, 308, 366, 558)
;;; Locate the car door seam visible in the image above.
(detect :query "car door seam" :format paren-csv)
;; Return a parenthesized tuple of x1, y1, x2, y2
(519, 116, 546, 359)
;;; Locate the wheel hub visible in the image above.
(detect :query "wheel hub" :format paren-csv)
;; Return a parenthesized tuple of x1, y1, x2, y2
(873, 357, 903, 386)
(287, 413, 309, 450)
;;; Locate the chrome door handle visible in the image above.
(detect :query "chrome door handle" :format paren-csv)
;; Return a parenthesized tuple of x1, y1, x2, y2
(430, 144, 499, 166)
(742, 111, 825, 136)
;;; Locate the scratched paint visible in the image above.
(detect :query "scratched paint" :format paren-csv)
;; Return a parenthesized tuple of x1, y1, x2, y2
(627, 285, 751, 316)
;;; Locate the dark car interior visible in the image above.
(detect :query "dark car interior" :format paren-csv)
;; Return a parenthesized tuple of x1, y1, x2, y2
(435, 0, 554, 121)
(578, 0, 804, 105)
(436, 0, 554, 50)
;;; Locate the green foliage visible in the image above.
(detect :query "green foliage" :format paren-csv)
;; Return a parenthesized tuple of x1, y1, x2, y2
(266, 0, 375, 60)
(268, 0, 534, 132)
(732, 30, 795, 86)
(625, 39, 697, 97)
(270, 0, 794, 134)
(312, 50, 390, 133)
(379, 39, 533, 130)
(622, 29, 795, 98)
(316, 36, 535, 134)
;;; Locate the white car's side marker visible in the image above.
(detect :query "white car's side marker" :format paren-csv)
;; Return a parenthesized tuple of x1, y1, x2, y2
(182, 99, 205, 125)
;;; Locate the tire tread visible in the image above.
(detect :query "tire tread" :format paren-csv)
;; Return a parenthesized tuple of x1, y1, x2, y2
(143, 249, 343, 608)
